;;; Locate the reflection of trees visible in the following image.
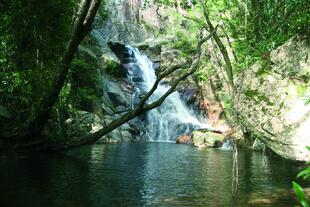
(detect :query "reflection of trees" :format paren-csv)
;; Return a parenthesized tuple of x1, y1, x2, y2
(87, 143, 148, 206)
(0, 144, 304, 206)
(0, 148, 93, 206)
(235, 150, 253, 205)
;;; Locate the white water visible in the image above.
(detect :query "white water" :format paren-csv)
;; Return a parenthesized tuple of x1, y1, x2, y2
(220, 141, 233, 150)
(127, 46, 211, 141)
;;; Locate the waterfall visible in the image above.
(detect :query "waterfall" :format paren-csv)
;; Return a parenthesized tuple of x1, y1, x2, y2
(126, 46, 210, 142)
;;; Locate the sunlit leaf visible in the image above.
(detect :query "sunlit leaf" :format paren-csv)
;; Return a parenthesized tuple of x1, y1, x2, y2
(293, 181, 309, 207)
(297, 167, 310, 179)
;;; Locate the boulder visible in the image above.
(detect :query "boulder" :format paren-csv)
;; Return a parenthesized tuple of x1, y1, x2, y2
(236, 35, 310, 162)
(192, 130, 225, 149)
(102, 75, 131, 108)
(176, 134, 192, 144)
(98, 115, 135, 143)
(65, 111, 103, 138)
(121, 131, 133, 142)
(98, 129, 133, 143)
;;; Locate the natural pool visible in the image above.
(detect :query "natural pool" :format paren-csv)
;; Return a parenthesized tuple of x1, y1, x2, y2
(0, 142, 308, 206)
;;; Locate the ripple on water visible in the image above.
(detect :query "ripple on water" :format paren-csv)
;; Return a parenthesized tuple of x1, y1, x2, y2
(0, 142, 308, 207)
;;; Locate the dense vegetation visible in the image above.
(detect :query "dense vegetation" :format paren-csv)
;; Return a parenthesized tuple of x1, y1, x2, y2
(151, 0, 310, 119)
(1, 0, 75, 118)
(0, 0, 309, 151)
(0, 0, 309, 206)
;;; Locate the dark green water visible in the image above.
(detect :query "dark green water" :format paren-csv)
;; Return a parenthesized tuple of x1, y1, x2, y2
(0, 142, 308, 207)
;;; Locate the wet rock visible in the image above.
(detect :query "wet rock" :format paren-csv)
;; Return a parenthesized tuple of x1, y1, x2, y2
(214, 140, 224, 148)
(247, 188, 310, 206)
(252, 138, 265, 151)
(65, 111, 103, 138)
(101, 102, 114, 115)
(108, 42, 136, 64)
(102, 76, 131, 108)
(121, 131, 132, 142)
(98, 55, 127, 78)
(176, 134, 192, 144)
(98, 128, 133, 143)
(192, 131, 225, 148)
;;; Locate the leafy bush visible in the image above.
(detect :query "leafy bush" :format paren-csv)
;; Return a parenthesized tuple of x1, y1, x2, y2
(293, 146, 310, 207)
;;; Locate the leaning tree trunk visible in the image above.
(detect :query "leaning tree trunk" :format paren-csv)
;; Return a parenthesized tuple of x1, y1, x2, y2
(18, 0, 102, 141)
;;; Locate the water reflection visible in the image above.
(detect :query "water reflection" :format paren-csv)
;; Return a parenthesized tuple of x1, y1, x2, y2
(0, 143, 308, 207)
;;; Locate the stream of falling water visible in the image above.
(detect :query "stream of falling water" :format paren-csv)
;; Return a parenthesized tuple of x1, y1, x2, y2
(127, 46, 211, 142)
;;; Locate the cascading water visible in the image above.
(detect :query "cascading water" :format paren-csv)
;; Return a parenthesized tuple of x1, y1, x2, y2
(126, 46, 211, 142)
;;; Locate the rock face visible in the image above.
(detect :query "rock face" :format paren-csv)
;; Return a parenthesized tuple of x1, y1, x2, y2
(57, 37, 138, 143)
(93, 0, 160, 52)
(64, 111, 103, 138)
(236, 35, 310, 162)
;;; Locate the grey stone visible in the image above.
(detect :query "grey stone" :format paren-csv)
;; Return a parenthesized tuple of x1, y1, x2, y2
(65, 111, 103, 138)
(192, 131, 225, 148)
(236, 35, 310, 162)
(121, 131, 132, 142)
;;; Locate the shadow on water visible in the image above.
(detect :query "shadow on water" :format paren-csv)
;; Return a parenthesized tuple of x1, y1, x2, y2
(0, 142, 309, 207)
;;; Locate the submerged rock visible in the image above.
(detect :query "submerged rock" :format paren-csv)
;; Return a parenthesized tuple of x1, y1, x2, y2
(247, 188, 310, 206)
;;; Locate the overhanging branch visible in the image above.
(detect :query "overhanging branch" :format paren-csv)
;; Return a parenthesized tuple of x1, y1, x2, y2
(47, 28, 217, 151)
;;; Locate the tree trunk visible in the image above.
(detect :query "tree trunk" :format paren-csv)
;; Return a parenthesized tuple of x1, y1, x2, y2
(197, 0, 234, 92)
(251, 0, 264, 42)
(17, 0, 102, 140)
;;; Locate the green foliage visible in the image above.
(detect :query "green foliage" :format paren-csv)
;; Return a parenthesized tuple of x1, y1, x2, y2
(58, 84, 71, 109)
(305, 96, 310, 105)
(195, 64, 216, 84)
(68, 55, 101, 112)
(293, 181, 309, 207)
(244, 89, 273, 105)
(293, 146, 310, 207)
(297, 84, 308, 97)
(207, 0, 310, 74)
(173, 31, 197, 56)
(0, 0, 77, 122)
(297, 167, 310, 180)
(218, 91, 233, 120)
(98, 1, 109, 21)
(105, 59, 119, 72)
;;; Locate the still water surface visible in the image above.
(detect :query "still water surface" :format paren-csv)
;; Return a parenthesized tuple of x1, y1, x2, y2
(0, 142, 308, 206)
